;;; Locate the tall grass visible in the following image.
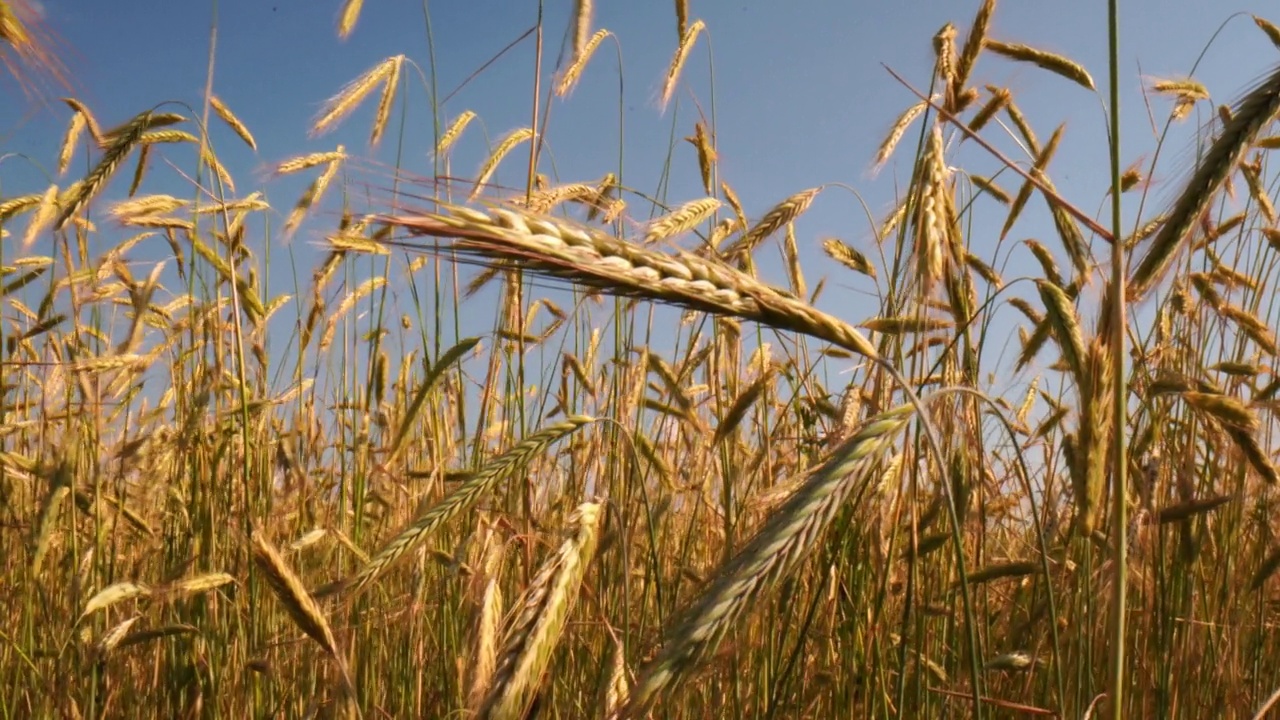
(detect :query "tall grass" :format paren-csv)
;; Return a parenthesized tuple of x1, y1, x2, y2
(4, 2, 1280, 718)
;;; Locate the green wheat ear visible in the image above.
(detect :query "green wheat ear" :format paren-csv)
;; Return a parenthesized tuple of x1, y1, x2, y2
(315, 415, 594, 600)
(618, 405, 915, 718)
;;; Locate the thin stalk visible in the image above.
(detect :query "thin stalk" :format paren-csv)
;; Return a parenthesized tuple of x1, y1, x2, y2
(1106, 1, 1129, 718)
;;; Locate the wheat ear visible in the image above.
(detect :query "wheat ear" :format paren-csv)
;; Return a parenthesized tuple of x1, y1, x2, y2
(618, 406, 914, 717)
(376, 204, 879, 359)
(1129, 64, 1280, 301)
(478, 502, 602, 720)
(315, 415, 593, 599)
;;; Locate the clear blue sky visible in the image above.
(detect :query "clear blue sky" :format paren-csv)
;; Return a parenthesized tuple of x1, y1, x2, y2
(3, 1, 1279, 395)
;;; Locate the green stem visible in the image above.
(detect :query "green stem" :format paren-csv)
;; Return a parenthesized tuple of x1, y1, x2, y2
(1106, 0, 1129, 717)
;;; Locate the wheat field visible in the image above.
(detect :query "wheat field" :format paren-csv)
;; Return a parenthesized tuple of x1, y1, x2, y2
(4, 0, 1280, 718)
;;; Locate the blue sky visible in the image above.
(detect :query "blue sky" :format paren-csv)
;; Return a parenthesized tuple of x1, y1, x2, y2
(3, 0, 1280, 399)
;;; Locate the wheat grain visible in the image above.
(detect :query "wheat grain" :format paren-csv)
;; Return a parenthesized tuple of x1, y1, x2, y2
(1255, 15, 1280, 48)
(57, 110, 84, 175)
(874, 100, 928, 171)
(983, 39, 1095, 90)
(249, 530, 355, 697)
(376, 203, 881, 359)
(953, 0, 995, 101)
(556, 29, 610, 97)
(369, 55, 403, 147)
(318, 416, 593, 599)
(725, 187, 821, 261)
(337, 0, 363, 39)
(436, 109, 477, 156)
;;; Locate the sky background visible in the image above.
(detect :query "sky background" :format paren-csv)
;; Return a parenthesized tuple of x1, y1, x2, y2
(2, 0, 1280, 403)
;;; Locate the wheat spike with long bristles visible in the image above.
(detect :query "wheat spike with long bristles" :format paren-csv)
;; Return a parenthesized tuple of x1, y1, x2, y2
(660, 19, 704, 111)
(375, 203, 880, 359)
(644, 197, 720, 244)
(477, 501, 602, 720)
(311, 56, 398, 137)
(617, 405, 914, 717)
(1129, 64, 1280, 300)
(315, 415, 593, 599)
(723, 187, 821, 261)
(471, 128, 534, 201)
(248, 530, 356, 700)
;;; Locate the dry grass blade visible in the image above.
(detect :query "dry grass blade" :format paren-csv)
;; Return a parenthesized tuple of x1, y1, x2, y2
(377, 204, 880, 359)
(1129, 64, 1280, 301)
(621, 405, 914, 717)
(644, 197, 720, 244)
(478, 502, 602, 720)
(311, 55, 398, 137)
(208, 95, 257, 151)
(982, 39, 1094, 90)
(471, 128, 534, 201)
(660, 18, 705, 111)
(320, 416, 594, 599)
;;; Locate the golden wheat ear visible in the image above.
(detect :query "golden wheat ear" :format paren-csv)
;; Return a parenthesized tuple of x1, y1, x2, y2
(1128, 64, 1280, 301)
(374, 203, 880, 360)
